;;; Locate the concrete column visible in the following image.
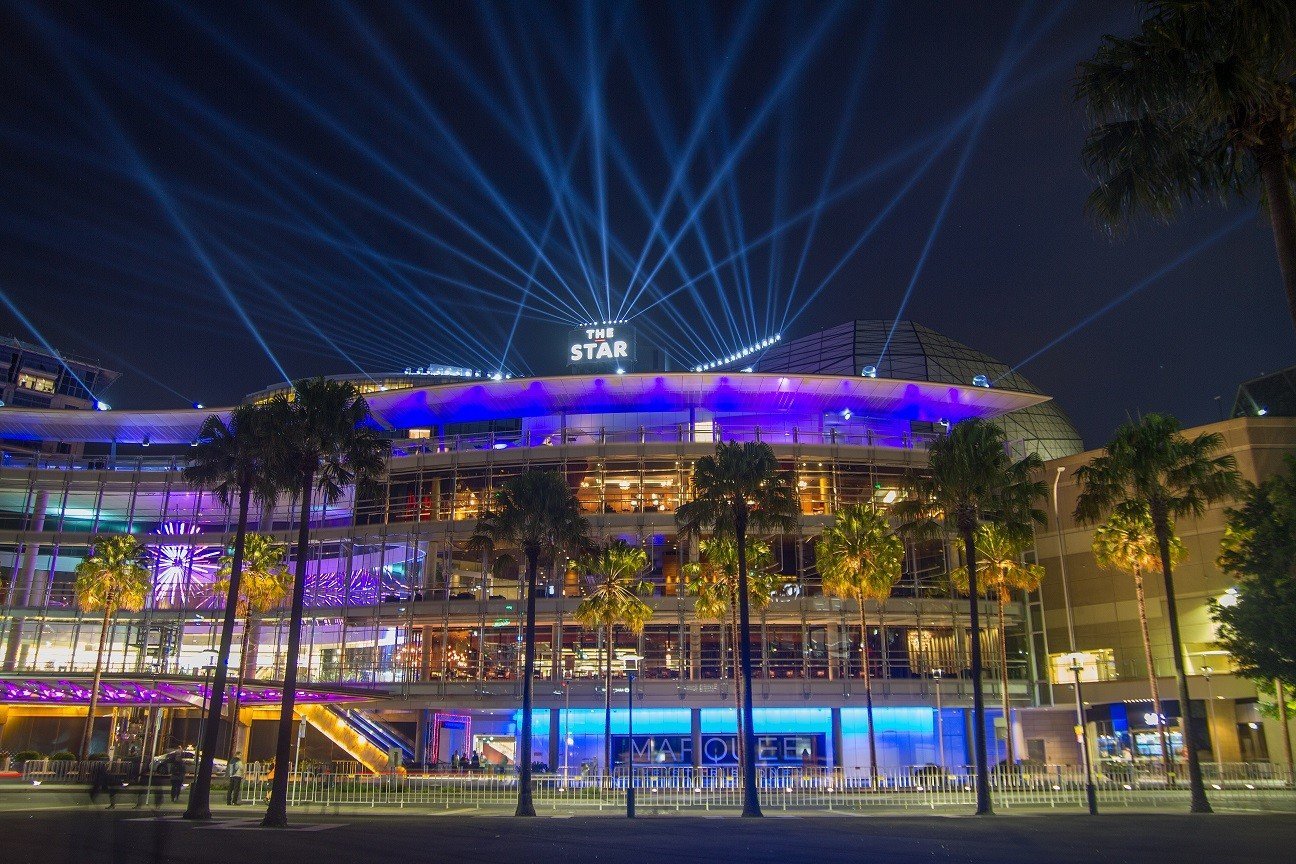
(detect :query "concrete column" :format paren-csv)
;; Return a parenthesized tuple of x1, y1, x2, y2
(965, 709, 978, 768)
(826, 623, 838, 681)
(420, 626, 434, 682)
(548, 707, 561, 773)
(3, 488, 49, 672)
(416, 709, 430, 765)
(831, 707, 844, 770)
(691, 708, 703, 769)
(689, 622, 702, 680)
(551, 618, 562, 681)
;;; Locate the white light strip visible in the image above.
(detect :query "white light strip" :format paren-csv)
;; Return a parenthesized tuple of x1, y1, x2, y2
(692, 333, 781, 373)
(402, 366, 512, 380)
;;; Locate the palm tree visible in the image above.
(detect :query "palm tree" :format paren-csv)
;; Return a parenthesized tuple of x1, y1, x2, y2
(676, 441, 798, 818)
(684, 537, 782, 765)
(469, 470, 589, 817)
(263, 379, 388, 829)
(1076, 1, 1296, 331)
(815, 505, 904, 781)
(213, 533, 291, 763)
(182, 400, 286, 820)
(894, 419, 1045, 815)
(1075, 413, 1240, 812)
(74, 534, 151, 761)
(1093, 506, 1187, 783)
(573, 540, 652, 775)
(950, 523, 1044, 768)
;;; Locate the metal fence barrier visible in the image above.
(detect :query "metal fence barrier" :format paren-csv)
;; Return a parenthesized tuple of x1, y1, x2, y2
(231, 764, 1296, 813)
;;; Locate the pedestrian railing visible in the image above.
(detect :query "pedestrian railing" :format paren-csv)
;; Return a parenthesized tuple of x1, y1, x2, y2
(232, 763, 1296, 812)
(19, 759, 137, 783)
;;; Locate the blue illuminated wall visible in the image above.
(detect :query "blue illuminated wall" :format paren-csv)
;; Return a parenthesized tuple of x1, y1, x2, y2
(488, 706, 995, 773)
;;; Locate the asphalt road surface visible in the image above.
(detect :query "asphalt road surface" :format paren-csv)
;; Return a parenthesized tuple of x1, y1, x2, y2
(2, 806, 1295, 864)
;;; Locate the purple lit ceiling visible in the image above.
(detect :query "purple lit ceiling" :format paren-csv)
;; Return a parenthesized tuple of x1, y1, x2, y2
(0, 373, 1046, 444)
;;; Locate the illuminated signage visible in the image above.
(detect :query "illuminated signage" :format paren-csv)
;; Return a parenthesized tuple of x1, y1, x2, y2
(610, 732, 825, 766)
(568, 325, 635, 367)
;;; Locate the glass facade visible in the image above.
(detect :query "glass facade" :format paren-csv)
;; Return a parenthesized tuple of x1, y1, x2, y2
(0, 365, 1049, 772)
(755, 320, 1085, 461)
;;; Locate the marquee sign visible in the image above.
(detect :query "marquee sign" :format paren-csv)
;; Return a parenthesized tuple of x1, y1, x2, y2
(568, 325, 636, 368)
(610, 732, 825, 766)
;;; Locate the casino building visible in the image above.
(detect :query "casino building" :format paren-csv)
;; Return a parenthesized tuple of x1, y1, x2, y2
(0, 321, 1088, 775)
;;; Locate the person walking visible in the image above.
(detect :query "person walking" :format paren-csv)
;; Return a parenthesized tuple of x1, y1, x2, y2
(168, 753, 186, 803)
(225, 755, 244, 806)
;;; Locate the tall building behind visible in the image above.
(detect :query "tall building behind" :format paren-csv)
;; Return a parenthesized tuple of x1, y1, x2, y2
(0, 335, 117, 411)
(1033, 416, 1296, 766)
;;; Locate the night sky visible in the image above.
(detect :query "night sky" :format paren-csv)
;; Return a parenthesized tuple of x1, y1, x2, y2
(0, 1, 1291, 446)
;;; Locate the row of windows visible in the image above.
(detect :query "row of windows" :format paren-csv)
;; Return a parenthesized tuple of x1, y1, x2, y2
(2, 617, 1032, 688)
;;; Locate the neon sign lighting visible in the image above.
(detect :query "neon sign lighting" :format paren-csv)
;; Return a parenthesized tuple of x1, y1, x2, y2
(693, 333, 780, 372)
(149, 522, 220, 608)
(569, 325, 634, 365)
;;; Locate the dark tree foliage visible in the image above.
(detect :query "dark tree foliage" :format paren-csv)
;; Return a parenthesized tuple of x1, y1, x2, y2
(1216, 455, 1296, 690)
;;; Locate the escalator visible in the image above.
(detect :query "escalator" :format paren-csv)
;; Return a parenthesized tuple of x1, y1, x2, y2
(294, 704, 393, 774)
(338, 708, 417, 765)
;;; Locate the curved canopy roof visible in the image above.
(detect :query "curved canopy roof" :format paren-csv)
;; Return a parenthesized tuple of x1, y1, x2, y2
(0, 372, 1048, 445)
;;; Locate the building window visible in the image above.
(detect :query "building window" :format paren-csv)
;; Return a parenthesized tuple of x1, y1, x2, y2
(16, 371, 56, 394)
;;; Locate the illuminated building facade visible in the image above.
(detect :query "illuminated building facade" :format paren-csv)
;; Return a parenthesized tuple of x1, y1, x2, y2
(1033, 415, 1296, 769)
(0, 323, 1090, 774)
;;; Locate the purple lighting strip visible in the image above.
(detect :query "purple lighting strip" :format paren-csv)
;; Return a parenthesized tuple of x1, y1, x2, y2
(0, 678, 366, 706)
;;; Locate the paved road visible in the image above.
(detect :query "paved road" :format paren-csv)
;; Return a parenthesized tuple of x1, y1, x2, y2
(2, 806, 1296, 864)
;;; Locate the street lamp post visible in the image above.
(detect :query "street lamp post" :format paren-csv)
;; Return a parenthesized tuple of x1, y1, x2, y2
(933, 668, 945, 769)
(562, 679, 571, 783)
(625, 657, 637, 819)
(1053, 467, 1098, 815)
(1069, 655, 1098, 815)
(1203, 666, 1220, 778)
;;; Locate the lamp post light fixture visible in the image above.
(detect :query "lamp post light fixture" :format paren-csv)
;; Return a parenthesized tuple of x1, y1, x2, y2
(563, 679, 571, 784)
(932, 668, 945, 769)
(1052, 467, 1098, 815)
(625, 655, 638, 819)
(1202, 665, 1221, 777)
(1067, 654, 1098, 815)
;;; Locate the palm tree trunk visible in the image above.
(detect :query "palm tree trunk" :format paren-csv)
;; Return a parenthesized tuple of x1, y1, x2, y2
(1256, 138, 1296, 334)
(229, 613, 256, 761)
(859, 605, 878, 782)
(1133, 566, 1173, 784)
(515, 546, 540, 817)
(1276, 679, 1294, 786)
(228, 618, 253, 761)
(996, 588, 1014, 766)
(962, 524, 992, 815)
(187, 481, 251, 820)
(79, 607, 113, 762)
(263, 473, 314, 828)
(1152, 514, 1211, 813)
(730, 608, 744, 769)
(734, 512, 762, 817)
(603, 622, 613, 778)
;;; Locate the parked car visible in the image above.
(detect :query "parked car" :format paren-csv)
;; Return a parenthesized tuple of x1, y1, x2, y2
(152, 749, 227, 776)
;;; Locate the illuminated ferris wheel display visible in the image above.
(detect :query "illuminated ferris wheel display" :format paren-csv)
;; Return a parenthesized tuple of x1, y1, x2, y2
(148, 521, 221, 608)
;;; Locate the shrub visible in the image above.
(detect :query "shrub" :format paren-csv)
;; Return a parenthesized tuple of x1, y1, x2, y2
(49, 750, 77, 762)
(13, 750, 44, 764)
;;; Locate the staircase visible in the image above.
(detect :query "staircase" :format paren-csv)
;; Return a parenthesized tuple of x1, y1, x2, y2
(294, 704, 394, 774)
(338, 708, 417, 765)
